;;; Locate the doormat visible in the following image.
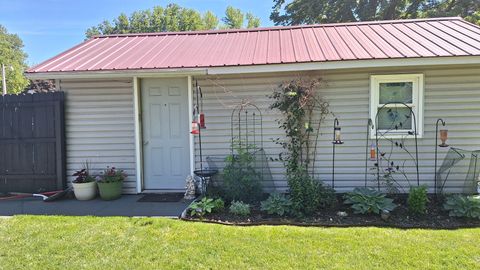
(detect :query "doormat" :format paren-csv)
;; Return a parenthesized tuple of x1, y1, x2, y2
(137, 193, 185, 203)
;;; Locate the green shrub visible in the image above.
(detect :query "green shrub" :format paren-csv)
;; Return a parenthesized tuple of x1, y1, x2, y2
(288, 169, 337, 215)
(229, 201, 251, 216)
(212, 198, 225, 213)
(443, 195, 480, 219)
(344, 187, 397, 215)
(221, 146, 263, 203)
(189, 197, 221, 219)
(408, 185, 429, 215)
(260, 193, 292, 216)
(317, 181, 337, 209)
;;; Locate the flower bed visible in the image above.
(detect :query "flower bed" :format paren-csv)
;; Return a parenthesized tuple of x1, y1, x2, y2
(183, 194, 480, 229)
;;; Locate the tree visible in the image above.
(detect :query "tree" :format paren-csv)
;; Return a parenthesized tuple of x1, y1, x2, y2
(424, 0, 480, 24)
(246, 13, 261, 28)
(0, 25, 28, 94)
(204, 11, 219, 30)
(85, 4, 261, 38)
(223, 6, 244, 29)
(270, 0, 480, 26)
(24, 80, 56, 93)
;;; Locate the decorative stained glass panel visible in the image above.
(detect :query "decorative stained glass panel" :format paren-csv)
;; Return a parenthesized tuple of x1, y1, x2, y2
(379, 82, 413, 104)
(377, 107, 412, 130)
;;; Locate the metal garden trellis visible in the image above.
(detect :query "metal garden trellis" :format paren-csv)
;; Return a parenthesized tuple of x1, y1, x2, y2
(230, 101, 263, 154)
(372, 102, 420, 191)
(230, 100, 263, 154)
(230, 101, 268, 186)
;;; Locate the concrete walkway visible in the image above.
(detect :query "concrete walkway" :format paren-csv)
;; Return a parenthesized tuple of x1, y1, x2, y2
(0, 195, 191, 217)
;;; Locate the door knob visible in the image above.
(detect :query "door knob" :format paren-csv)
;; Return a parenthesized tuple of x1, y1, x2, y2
(143, 140, 149, 145)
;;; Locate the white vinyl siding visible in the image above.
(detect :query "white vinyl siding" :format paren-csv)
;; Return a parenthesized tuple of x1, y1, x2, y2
(194, 65, 480, 193)
(56, 64, 480, 194)
(59, 78, 137, 194)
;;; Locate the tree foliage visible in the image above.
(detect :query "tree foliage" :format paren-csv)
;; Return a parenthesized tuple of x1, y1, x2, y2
(271, 0, 480, 26)
(223, 6, 245, 29)
(246, 12, 262, 28)
(86, 4, 261, 38)
(24, 80, 56, 93)
(0, 25, 29, 94)
(203, 11, 220, 30)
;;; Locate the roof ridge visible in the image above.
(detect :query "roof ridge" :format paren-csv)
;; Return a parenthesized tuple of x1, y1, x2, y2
(93, 17, 465, 39)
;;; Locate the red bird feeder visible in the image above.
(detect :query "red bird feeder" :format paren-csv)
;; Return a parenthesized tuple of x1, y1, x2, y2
(190, 121, 200, 135)
(370, 143, 376, 161)
(199, 86, 206, 129)
(199, 112, 206, 129)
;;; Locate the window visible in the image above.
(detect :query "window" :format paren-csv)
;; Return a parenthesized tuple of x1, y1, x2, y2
(370, 74, 424, 138)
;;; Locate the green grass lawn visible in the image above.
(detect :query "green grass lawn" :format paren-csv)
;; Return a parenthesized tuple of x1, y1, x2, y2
(0, 216, 479, 269)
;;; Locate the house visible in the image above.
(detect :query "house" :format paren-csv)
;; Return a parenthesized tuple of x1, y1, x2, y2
(25, 17, 480, 194)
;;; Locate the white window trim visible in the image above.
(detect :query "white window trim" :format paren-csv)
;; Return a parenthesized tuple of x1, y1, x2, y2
(370, 74, 424, 139)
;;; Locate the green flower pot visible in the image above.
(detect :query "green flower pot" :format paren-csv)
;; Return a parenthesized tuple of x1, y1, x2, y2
(97, 181, 123, 201)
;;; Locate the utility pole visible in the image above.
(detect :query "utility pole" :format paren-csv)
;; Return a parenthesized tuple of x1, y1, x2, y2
(1, 63, 6, 95)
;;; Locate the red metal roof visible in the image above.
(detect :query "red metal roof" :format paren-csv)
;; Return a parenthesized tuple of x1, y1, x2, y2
(27, 17, 480, 73)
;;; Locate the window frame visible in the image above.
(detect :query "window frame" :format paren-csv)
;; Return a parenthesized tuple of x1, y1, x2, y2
(370, 74, 424, 139)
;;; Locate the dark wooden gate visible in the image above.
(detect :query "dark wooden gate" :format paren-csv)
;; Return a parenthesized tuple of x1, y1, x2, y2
(0, 92, 65, 193)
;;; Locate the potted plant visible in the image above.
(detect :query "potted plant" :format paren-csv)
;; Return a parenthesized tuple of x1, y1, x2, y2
(72, 163, 97, 200)
(97, 167, 126, 200)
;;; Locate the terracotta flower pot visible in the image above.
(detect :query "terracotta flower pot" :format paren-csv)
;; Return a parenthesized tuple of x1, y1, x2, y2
(72, 181, 97, 200)
(97, 181, 123, 201)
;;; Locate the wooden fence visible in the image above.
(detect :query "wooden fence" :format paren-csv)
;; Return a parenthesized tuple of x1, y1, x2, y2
(0, 92, 65, 193)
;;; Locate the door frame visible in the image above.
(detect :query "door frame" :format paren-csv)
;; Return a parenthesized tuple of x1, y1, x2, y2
(133, 75, 194, 193)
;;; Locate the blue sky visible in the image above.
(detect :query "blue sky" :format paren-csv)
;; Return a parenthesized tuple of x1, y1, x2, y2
(0, 0, 274, 66)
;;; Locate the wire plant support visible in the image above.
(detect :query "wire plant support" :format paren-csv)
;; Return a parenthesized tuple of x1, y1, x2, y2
(374, 102, 420, 192)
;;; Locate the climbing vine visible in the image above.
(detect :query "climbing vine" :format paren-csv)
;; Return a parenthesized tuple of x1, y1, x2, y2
(269, 78, 334, 214)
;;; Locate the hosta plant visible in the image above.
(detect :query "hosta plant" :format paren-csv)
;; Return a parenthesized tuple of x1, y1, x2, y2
(344, 187, 397, 215)
(443, 195, 480, 219)
(189, 197, 216, 219)
(261, 193, 292, 216)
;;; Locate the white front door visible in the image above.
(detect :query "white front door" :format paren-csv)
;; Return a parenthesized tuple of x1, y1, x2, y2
(141, 78, 190, 191)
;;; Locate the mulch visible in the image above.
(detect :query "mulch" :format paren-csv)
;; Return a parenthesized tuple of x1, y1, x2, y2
(182, 195, 480, 229)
